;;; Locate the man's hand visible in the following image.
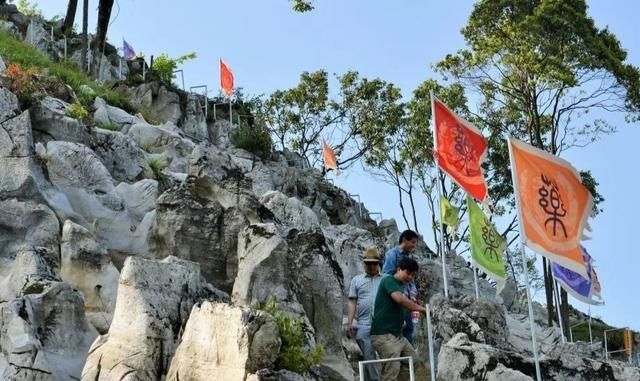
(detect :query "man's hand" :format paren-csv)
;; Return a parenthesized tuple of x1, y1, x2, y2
(347, 323, 355, 338)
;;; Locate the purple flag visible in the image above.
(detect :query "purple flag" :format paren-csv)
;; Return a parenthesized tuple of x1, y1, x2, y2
(552, 246, 604, 305)
(123, 38, 135, 59)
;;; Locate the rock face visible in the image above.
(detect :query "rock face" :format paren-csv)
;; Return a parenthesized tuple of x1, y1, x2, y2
(233, 224, 354, 381)
(126, 82, 183, 124)
(60, 220, 120, 333)
(149, 177, 249, 292)
(181, 94, 209, 141)
(437, 333, 640, 381)
(81, 256, 213, 381)
(166, 302, 280, 381)
(0, 248, 98, 381)
(260, 190, 321, 231)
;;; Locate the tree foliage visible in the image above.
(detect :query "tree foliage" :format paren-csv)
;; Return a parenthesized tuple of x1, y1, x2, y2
(436, 0, 640, 326)
(152, 52, 197, 83)
(262, 70, 403, 168)
(290, 0, 314, 12)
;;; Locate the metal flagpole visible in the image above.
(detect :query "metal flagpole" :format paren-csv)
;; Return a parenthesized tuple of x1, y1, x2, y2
(552, 280, 566, 343)
(430, 90, 449, 299)
(588, 305, 593, 345)
(426, 303, 437, 381)
(472, 263, 480, 299)
(507, 137, 542, 381)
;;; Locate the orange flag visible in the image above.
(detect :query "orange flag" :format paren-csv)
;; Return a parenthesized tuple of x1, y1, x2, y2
(433, 96, 488, 201)
(220, 58, 234, 98)
(322, 139, 338, 173)
(508, 138, 592, 277)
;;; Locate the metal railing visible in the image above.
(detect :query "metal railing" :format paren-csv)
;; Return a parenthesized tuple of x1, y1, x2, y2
(189, 85, 209, 119)
(604, 327, 631, 362)
(358, 356, 415, 381)
(348, 193, 362, 218)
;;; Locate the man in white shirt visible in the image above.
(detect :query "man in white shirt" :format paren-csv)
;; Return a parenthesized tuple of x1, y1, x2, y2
(347, 248, 383, 381)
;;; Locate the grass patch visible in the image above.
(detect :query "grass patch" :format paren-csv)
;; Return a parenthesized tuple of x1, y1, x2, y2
(0, 30, 135, 113)
(96, 121, 121, 131)
(64, 102, 90, 122)
(148, 157, 168, 178)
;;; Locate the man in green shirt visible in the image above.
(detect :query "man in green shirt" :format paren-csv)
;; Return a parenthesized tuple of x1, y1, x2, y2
(370, 257, 425, 381)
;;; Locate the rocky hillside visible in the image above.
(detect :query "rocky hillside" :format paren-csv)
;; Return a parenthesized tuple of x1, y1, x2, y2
(0, 4, 639, 381)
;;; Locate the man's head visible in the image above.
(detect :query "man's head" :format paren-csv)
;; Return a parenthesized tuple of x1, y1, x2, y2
(395, 257, 419, 284)
(399, 230, 419, 252)
(361, 248, 381, 276)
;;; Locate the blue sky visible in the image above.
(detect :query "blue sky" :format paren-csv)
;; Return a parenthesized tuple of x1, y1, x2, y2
(37, 1, 639, 330)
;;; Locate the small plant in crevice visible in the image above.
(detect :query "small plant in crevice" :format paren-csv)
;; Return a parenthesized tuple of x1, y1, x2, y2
(97, 121, 121, 131)
(64, 102, 90, 123)
(147, 157, 169, 179)
(259, 300, 324, 374)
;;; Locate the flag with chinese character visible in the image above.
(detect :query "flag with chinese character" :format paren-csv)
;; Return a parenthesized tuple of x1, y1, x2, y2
(441, 197, 459, 233)
(508, 138, 592, 277)
(467, 196, 506, 292)
(322, 139, 337, 172)
(552, 246, 604, 305)
(433, 96, 488, 202)
(123, 38, 135, 60)
(220, 58, 234, 98)
(624, 330, 633, 356)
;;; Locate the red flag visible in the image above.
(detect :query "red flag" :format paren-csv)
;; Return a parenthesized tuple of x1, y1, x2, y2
(220, 58, 234, 98)
(322, 139, 338, 172)
(433, 96, 488, 201)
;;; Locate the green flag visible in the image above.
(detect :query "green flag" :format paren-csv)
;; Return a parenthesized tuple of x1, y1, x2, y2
(440, 197, 459, 233)
(467, 196, 506, 292)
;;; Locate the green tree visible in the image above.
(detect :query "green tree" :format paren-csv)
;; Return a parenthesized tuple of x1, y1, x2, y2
(262, 70, 403, 169)
(290, 0, 314, 12)
(437, 0, 640, 331)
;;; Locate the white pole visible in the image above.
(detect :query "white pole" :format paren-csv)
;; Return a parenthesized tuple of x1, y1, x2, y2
(426, 303, 437, 381)
(472, 262, 480, 299)
(520, 246, 543, 380)
(430, 90, 449, 299)
(507, 137, 542, 381)
(229, 99, 232, 125)
(119, 59, 122, 79)
(64, 37, 67, 58)
(552, 280, 566, 343)
(588, 306, 593, 345)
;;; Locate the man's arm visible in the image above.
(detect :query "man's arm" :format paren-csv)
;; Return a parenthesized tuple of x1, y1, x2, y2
(382, 250, 396, 275)
(347, 298, 357, 327)
(390, 291, 426, 314)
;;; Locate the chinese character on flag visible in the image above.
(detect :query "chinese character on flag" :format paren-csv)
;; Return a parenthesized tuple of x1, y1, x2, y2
(432, 96, 488, 202)
(508, 138, 593, 277)
(220, 58, 234, 98)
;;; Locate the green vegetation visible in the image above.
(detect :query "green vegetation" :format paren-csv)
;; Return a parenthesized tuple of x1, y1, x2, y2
(64, 102, 90, 122)
(261, 300, 324, 374)
(16, 0, 41, 17)
(0, 30, 134, 112)
(152, 52, 197, 83)
(147, 158, 168, 179)
(96, 121, 121, 131)
(23, 282, 46, 295)
(230, 121, 273, 159)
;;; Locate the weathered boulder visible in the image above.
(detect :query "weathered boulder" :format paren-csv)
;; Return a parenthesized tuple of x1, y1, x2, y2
(112, 179, 159, 223)
(181, 93, 208, 141)
(260, 190, 321, 231)
(126, 82, 182, 124)
(233, 224, 353, 381)
(24, 19, 49, 54)
(60, 220, 119, 333)
(166, 302, 281, 381)
(92, 128, 153, 183)
(0, 199, 59, 263)
(93, 96, 140, 132)
(45, 141, 115, 193)
(0, 248, 97, 381)
(437, 333, 640, 381)
(81, 256, 214, 381)
(31, 96, 93, 144)
(209, 119, 234, 149)
(127, 121, 189, 154)
(0, 86, 18, 122)
(149, 177, 248, 292)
